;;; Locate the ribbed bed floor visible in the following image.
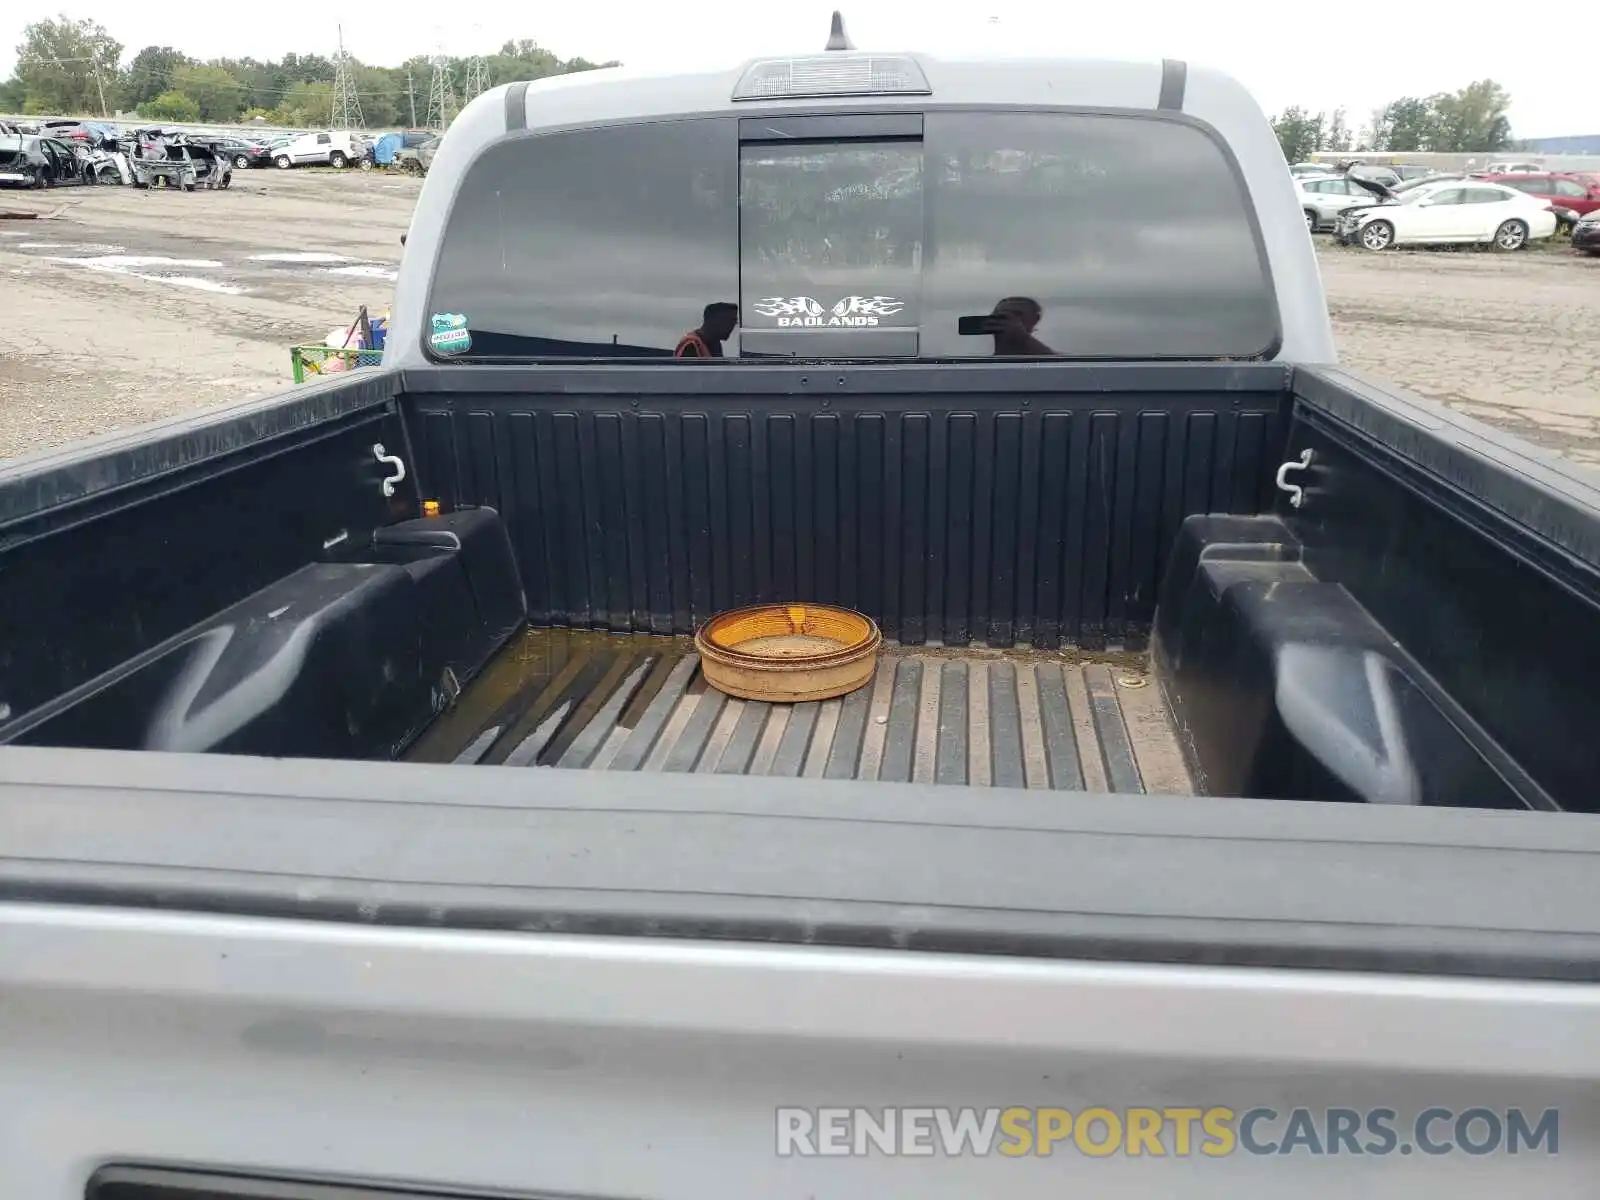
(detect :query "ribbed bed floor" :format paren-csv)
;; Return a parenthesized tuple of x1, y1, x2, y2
(404, 628, 1194, 794)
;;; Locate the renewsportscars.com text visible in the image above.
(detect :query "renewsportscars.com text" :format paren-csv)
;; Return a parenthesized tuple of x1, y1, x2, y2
(775, 1106, 1559, 1158)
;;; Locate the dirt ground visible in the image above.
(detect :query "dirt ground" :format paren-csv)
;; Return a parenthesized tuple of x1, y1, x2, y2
(3, 174, 1600, 470)
(1319, 242, 1600, 469)
(0, 169, 414, 460)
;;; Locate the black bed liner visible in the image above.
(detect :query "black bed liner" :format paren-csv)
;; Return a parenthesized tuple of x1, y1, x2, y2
(404, 629, 1194, 794)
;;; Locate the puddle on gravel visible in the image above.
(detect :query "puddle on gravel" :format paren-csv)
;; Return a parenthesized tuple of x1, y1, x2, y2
(15, 242, 124, 252)
(48, 254, 246, 294)
(64, 254, 224, 269)
(137, 274, 246, 294)
(249, 252, 352, 264)
(323, 264, 397, 280)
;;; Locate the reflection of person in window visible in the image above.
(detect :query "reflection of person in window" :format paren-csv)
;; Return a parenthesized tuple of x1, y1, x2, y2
(991, 297, 1055, 356)
(675, 302, 739, 358)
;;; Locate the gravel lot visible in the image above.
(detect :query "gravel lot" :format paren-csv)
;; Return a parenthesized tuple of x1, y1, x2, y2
(3, 173, 1600, 470)
(1319, 240, 1600, 469)
(0, 170, 414, 461)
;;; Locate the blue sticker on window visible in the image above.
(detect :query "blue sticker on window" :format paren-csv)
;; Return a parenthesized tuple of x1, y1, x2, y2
(430, 312, 471, 355)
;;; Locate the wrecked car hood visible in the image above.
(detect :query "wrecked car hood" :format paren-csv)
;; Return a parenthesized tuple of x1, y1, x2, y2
(1346, 172, 1397, 200)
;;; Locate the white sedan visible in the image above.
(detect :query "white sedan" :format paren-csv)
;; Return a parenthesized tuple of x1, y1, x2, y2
(1335, 180, 1557, 251)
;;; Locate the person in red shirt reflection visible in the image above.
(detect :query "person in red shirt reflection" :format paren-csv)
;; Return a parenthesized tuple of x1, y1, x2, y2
(675, 302, 739, 358)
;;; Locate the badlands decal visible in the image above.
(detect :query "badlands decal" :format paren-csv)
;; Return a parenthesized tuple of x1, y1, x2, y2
(751, 295, 907, 328)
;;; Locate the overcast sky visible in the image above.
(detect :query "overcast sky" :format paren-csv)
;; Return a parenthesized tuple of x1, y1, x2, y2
(2, 0, 1583, 138)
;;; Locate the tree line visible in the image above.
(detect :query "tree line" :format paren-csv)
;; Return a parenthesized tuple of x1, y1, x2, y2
(4, 17, 1523, 151)
(1, 14, 618, 127)
(1270, 80, 1516, 162)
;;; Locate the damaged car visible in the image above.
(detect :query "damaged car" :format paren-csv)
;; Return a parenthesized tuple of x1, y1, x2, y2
(1292, 170, 1397, 234)
(129, 129, 233, 191)
(84, 142, 132, 185)
(1295, 173, 1383, 232)
(1336, 178, 1558, 251)
(0, 133, 91, 188)
(396, 133, 440, 175)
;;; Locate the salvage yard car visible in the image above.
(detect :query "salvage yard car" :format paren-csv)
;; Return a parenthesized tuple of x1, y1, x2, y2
(128, 129, 233, 190)
(213, 135, 273, 169)
(0, 131, 89, 187)
(1481, 172, 1600, 235)
(36, 117, 103, 144)
(1335, 177, 1558, 250)
(272, 128, 365, 169)
(2, 18, 1600, 1200)
(1573, 206, 1600, 253)
(1295, 171, 1386, 231)
(396, 132, 441, 174)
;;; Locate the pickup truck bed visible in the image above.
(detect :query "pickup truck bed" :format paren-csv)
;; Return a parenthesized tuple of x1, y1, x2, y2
(405, 629, 1193, 793)
(6, 361, 1598, 815)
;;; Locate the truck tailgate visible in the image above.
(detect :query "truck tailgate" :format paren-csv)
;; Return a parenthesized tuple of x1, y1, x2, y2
(5, 741, 1600, 1195)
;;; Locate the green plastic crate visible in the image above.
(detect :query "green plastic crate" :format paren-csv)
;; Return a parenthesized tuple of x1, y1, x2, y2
(290, 345, 384, 384)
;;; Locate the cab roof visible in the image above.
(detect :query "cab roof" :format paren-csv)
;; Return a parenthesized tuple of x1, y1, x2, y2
(500, 53, 1190, 132)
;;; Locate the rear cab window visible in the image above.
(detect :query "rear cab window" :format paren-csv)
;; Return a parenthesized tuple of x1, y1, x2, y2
(428, 107, 1278, 362)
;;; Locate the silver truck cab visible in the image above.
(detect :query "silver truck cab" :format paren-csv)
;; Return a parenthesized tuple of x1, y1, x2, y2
(389, 43, 1335, 369)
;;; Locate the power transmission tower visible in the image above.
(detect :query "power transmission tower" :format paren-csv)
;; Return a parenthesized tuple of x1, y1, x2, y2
(461, 53, 490, 103)
(424, 52, 456, 131)
(457, 21, 490, 106)
(330, 24, 366, 130)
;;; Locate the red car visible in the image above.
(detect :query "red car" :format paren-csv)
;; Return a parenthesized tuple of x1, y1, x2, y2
(1478, 172, 1600, 216)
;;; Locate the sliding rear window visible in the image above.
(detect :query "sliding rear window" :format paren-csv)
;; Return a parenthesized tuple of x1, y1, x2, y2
(739, 137, 923, 358)
(427, 110, 1277, 362)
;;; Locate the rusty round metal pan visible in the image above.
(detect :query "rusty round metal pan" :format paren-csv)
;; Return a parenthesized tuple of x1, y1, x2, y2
(694, 603, 882, 702)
